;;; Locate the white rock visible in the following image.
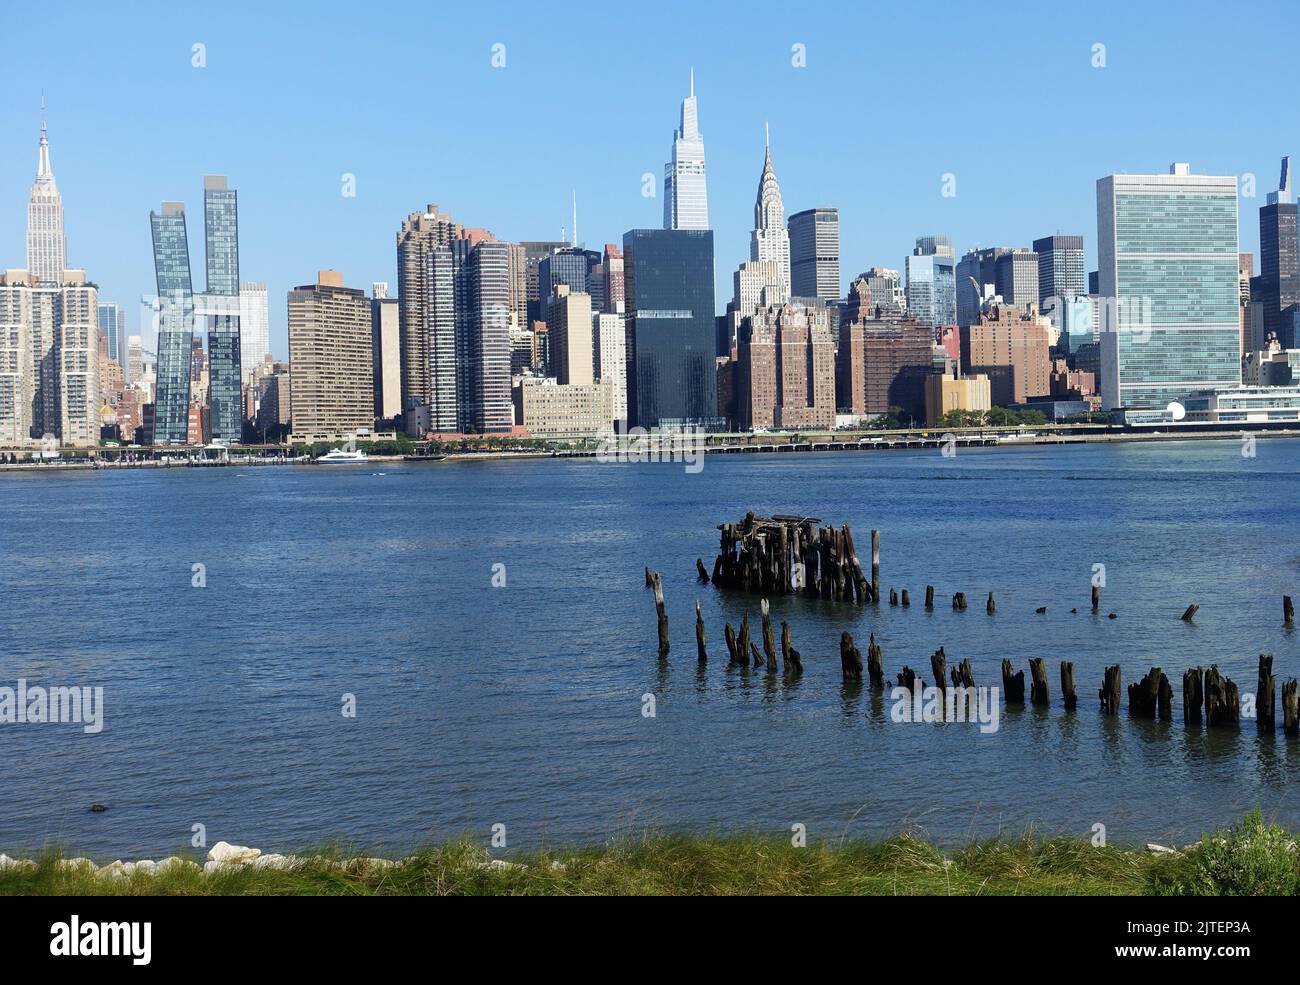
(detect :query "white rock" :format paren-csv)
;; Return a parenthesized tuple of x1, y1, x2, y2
(206, 841, 261, 864)
(57, 857, 95, 871)
(247, 854, 294, 870)
(96, 860, 128, 878)
(1145, 843, 1181, 855)
(156, 857, 200, 873)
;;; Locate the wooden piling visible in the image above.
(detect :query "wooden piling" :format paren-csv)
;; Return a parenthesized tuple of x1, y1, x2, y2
(840, 632, 863, 683)
(889, 588, 898, 606)
(760, 599, 778, 673)
(1180, 604, 1199, 622)
(780, 621, 802, 676)
(1128, 668, 1170, 720)
(866, 634, 884, 688)
(724, 622, 739, 664)
(694, 600, 707, 664)
(1001, 659, 1025, 704)
(952, 592, 968, 611)
(896, 666, 918, 691)
(986, 592, 996, 615)
(951, 658, 974, 689)
(901, 589, 910, 607)
(651, 572, 669, 657)
(1257, 654, 1275, 728)
(1060, 661, 1077, 710)
(1091, 584, 1100, 613)
(1028, 658, 1049, 705)
(1099, 665, 1121, 715)
(737, 612, 752, 669)
(1204, 665, 1239, 727)
(1182, 667, 1203, 725)
(930, 646, 947, 694)
(695, 558, 710, 583)
(1283, 678, 1298, 737)
(1285, 595, 1295, 628)
(925, 585, 935, 610)
(870, 529, 880, 601)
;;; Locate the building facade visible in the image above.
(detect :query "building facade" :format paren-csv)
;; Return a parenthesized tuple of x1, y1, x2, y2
(836, 308, 933, 422)
(288, 271, 374, 441)
(239, 282, 270, 382)
(789, 207, 840, 302)
(736, 300, 835, 430)
(1033, 234, 1085, 307)
(663, 72, 709, 231)
(202, 176, 242, 442)
(371, 283, 401, 421)
(26, 101, 66, 288)
(150, 202, 195, 444)
(959, 303, 1052, 406)
(397, 203, 464, 420)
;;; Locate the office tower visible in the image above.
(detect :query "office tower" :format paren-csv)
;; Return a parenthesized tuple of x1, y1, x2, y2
(97, 302, 126, 370)
(371, 282, 401, 420)
(519, 240, 569, 324)
(288, 271, 374, 441)
(127, 335, 144, 388)
(955, 247, 1010, 327)
(960, 302, 1052, 406)
(1257, 157, 1299, 347)
(505, 242, 528, 334)
(150, 202, 195, 443)
(623, 228, 719, 428)
(723, 259, 788, 356)
(27, 100, 66, 287)
(750, 126, 790, 297)
(239, 282, 270, 381)
(905, 239, 956, 330)
(547, 284, 594, 385)
(537, 247, 600, 309)
(1088, 270, 1100, 294)
(1096, 164, 1240, 409)
(736, 300, 835, 430)
(663, 71, 709, 230)
(603, 244, 625, 313)
(397, 203, 465, 414)
(789, 207, 840, 302)
(1033, 235, 1085, 306)
(994, 249, 1040, 308)
(836, 307, 933, 422)
(862, 267, 905, 313)
(594, 311, 627, 423)
(453, 238, 514, 433)
(202, 176, 242, 442)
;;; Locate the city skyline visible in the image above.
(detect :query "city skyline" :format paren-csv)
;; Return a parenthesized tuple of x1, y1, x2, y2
(3, 0, 1295, 360)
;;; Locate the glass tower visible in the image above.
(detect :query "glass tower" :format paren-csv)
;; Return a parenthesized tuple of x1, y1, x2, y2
(203, 176, 242, 442)
(150, 203, 194, 444)
(622, 228, 720, 430)
(1097, 165, 1241, 409)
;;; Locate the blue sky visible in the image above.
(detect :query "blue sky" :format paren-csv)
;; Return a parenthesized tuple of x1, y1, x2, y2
(2, 0, 1296, 357)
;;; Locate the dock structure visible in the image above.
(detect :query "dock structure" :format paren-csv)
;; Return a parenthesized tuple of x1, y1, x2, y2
(711, 511, 876, 603)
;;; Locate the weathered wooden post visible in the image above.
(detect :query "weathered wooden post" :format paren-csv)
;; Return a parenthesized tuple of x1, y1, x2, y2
(889, 588, 898, 606)
(1285, 595, 1295, 628)
(696, 558, 710, 583)
(760, 599, 778, 673)
(780, 622, 802, 676)
(1001, 659, 1025, 704)
(1257, 653, 1275, 729)
(951, 658, 974, 689)
(866, 634, 884, 688)
(870, 529, 880, 602)
(652, 572, 669, 657)
(1283, 679, 1299, 737)
(840, 632, 863, 683)
(925, 585, 935, 610)
(1182, 667, 1203, 725)
(645, 567, 654, 588)
(1180, 604, 1199, 622)
(1028, 658, 1049, 705)
(1060, 661, 1077, 710)
(901, 589, 910, 607)
(1204, 665, 1239, 727)
(724, 622, 739, 664)
(952, 592, 968, 611)
(694, 600, 707, 664)
(749, 642, 764, 667)
(1091, 584, 1100, 613)
(930, 646, 947, 694)
(1128, 668, 1170, 719)
(737, 612, 752, 669)
(986, 592, 996, 615)
(1099, 665, 1121, 715)
(896, 666, 918, 691)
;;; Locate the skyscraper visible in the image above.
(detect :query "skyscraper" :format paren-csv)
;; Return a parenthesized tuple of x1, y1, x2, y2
(371, 282, 401, 421)
(202, 176, 242, 442)
(1257, 157, 1299, 347)
(1096, 164, 1241, 409)
(994, 249, 1040, 309)
(97, 302, 126, 370)
(955, 247, 1010, 327)
(736, 300, 835, 430)
(239, 282, 270, 382)
(663, 71, 709, 231)
(623, 228, 719, 429)
(547, 284, 594, 386)
(454, 238, 514, 434)
(750, 126, 790, 296)
(789, 207, 840, 301)
(27, 99, 66, 288)
(1032, 235, 1086, 306)
(397, 204, 464, 416)
(150, 202, 195, 444)
(288, 271, 374, 441)
(905, 238, 956, 331)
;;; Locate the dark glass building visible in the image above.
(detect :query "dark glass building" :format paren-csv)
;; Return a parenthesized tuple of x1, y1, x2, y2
(203, 175, 242, 442)
(150, 202, 194, 444)
(622, 228, 721, 430)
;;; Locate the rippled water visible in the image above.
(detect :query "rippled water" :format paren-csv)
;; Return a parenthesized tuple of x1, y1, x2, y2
(1, 438, 1298, 857)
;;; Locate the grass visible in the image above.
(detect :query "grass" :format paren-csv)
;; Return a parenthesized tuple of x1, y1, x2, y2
(3, 812, 1294, 896)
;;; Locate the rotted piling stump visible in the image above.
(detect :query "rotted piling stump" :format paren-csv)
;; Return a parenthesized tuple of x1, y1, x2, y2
(1128, 667, 1170, 720)
(930, 646, 947, 693)
(1257, 654, 1275, 728)
(694, 601, 707, 664)
(952, 592, 968, 612)
(896, 666, 919, 691)
(1204, 665, 1239, 727)
(780, 622, 802, 677)
(760, 599, 778, 673)
(1028, 658, 1049, 705)
(1060, 661, 1077, 710)
(1180, 604, 1199, 622)
(950, 658, 974, 690)
(840, 632, 864, 683)
(1285, 595, 1295, 628)
(1001, 659, 1025, 704)
(1283, 679, 1299, 737)
(866, 634, 884, 688)
(1099, 665, 1122, 715)
(901, 589, 910, 607)
(986, 592, 996, 615)
(1091, 584, 1100, 613)
(1183, 667, 1204, 725)
(924, 585, 935, 610)
(651, 572, 669, 657)
(724, 622, 739, 664)
(696, 558, 710, 583)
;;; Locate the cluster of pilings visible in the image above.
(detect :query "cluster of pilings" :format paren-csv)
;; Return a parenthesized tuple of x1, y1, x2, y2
(710, 512, 879, 603)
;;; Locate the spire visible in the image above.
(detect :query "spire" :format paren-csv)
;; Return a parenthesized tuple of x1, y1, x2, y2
(690, 67, 694, 98)
(36, 94, 52, 181)
(571, 189, 578, 248)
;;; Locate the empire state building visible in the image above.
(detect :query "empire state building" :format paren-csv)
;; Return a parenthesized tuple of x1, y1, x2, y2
(27, 99, 67, 287)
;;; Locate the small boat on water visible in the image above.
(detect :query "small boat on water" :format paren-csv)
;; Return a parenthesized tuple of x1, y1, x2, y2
(316, 449, 369, 464)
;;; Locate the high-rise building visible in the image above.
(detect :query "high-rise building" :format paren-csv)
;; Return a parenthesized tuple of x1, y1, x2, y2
(994, 249, 1040, 309)
(956, 247, 1010, 327)
(1257, 157, 1299, 348)
(663, 71, 709, 231)
(960, 302, 1053, 406)
(750, 127, 790, 297)
(547, 284, 594, 386)
(623, 228, 719, 429)
(371, 282, 401, 421)
(905, 238, 956, 331)
(97, 302, 126, 371)
(862, 267, 905, 313)
(397, 203, 465, 416)
(1033, 235, 1085, 307)
(519, 240, 569, 324)
(1096, 164, 1241, 409)
(537, 247, 600, 310)
(26, 100, 66, 288)
(836, 307, 933, 423)
(736, 300, 835, 430)
(594, 311, 627, 424)
(150, 202, 195, 444)
(202, 176, 242, 442)
(602, 244, 625, 313)
(452, 238, 514, 434)
(789, 207, 840, 302)
(288, 271, 374, 441)
(239, 282, 270, 381)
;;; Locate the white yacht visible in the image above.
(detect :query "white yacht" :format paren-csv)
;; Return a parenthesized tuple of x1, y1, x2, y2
(316, 449, 369, 464)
